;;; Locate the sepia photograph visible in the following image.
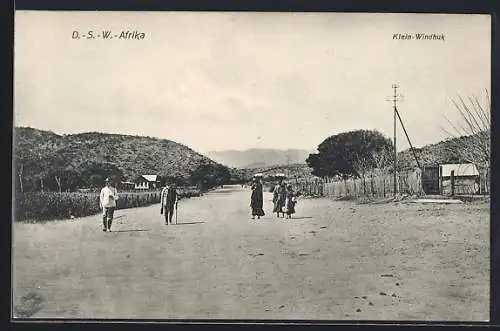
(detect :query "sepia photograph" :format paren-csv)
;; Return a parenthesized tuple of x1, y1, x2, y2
(12, 11, 490, 321)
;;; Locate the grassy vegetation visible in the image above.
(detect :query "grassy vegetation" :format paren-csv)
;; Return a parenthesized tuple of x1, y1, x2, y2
(14, 187, 201, 222)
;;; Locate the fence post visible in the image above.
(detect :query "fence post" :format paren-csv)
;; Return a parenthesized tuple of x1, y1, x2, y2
(383, 174, 386, 197)
(451, 170, 455, 197)
(486, 166, 490, 196)
(362, 175, 366, 196)
(353, 178, 357, 199)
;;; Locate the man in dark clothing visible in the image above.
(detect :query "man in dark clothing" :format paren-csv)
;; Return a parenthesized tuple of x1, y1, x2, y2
(160, 183, 178, 225)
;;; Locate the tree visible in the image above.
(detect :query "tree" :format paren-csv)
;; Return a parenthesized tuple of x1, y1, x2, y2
(305, 153, 329, 179)
(80, 162, 125, 188)
(373, 145, 393, 173)
(13, 134, 39, 193)
(441, 89, 490, 194)
(353, 154, 373, 196)
(46, 168, 81, 192)
(372, 146, 393, 197)
(13, 153, 27, 193)
(188, 162, 231, 190)
(159, 173, 188, 187)
(307, 130, 394, 179)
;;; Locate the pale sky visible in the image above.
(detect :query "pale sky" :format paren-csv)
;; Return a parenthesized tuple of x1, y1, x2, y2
(14, 11, 491, 153)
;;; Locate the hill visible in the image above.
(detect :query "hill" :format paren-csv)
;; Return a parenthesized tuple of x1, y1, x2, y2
(13, 127, 229, 191)
(206, 148, 314, 168)
(397, 134, 481, 169)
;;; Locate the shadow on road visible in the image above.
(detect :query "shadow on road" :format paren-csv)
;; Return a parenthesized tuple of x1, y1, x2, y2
(112, 229, 151, 233)
(287, 216, 313, 220)
(170, 221, 206, 226)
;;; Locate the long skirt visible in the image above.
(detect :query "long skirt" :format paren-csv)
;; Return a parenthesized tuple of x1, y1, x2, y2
(251, 191, 265, 216)
(286, 199, 296, 215)
(273, 197, 286, 213)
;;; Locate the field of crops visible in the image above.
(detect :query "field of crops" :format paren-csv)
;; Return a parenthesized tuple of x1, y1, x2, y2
(14, 187, 201, 222)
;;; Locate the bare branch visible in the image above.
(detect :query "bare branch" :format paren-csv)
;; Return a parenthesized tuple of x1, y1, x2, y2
(441, 90, 490, 174)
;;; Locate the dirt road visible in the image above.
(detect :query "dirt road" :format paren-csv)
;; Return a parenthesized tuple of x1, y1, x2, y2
(13, 185, 489, 320)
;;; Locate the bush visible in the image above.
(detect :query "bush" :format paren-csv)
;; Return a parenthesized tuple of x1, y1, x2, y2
(178, 186, 201, 199)
(15, 191, 162, 222)
(15, 185, 204, 222)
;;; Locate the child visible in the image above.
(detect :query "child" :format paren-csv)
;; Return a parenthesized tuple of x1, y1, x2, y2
(285, 184, 297, 219)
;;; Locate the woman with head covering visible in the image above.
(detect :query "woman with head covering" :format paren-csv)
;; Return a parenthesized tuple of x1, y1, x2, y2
(285, 184, 298, 219)
(250, 176, 265, 219)
(272, 177, 287, 218)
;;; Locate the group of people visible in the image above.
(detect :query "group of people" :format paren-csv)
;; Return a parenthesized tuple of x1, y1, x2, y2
(99, 177, 179, 232)
(250, 176, 298, 220)
(98, 175, 298, 232)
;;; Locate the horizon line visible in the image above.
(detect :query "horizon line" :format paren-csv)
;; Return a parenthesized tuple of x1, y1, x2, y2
(13, 125, 455, 153)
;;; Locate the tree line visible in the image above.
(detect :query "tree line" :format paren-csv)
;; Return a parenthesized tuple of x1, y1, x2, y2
(13, 159, 236, 194)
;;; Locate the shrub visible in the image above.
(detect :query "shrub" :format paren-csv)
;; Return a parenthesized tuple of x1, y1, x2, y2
(15, 185, 204, 222)
(15, 190, 163, 222)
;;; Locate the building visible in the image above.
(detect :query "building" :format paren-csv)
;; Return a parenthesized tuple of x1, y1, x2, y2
(119, 181, 135, 190)
(422, 163, 479, 195)
(440, 163, 480, 195)
(134, 175, 160, 190)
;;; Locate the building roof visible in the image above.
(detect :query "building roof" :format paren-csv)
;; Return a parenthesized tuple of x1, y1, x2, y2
(141, 175, 159, 182)
(440, 163, 479, 177)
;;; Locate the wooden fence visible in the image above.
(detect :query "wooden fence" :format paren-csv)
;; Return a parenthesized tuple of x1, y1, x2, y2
(296, 169, 424, 199)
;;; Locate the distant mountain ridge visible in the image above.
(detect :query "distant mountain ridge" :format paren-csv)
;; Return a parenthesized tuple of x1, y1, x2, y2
(206, 148, 314, 168)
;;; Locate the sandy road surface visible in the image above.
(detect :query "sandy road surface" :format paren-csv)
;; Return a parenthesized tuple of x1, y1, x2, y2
(13, 185, 489, 320)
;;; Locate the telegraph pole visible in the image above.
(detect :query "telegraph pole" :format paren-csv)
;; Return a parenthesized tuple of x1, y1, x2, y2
(386, 84, 403, 197)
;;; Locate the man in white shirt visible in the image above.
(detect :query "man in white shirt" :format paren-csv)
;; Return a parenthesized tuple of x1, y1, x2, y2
(100, 177, 119, 232)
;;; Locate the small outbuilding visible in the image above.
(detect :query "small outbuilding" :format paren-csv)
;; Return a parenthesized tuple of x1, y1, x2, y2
(421, 163, 480, 195)
(440, 163, 480, 195)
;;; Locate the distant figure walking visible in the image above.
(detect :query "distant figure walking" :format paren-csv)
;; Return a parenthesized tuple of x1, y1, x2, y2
(250, 177, 265, 220)
(273, 178, 287, 218)
(285, 184, 298, 219)
(100, 177, 119, 232)
(161, 183, 178, 225)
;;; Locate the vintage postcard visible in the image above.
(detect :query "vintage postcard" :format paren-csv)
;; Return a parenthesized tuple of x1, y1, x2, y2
(13, 11, 490, 321)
